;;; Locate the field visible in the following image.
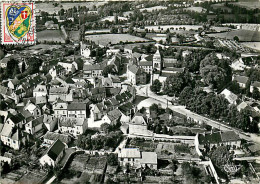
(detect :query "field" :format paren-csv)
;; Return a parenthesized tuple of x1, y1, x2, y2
(139, 6, 167, 12)
(242, 42, 260, 52)
(231, 2, 260, 10)
(184, 6, 207, 13)
(36, 2, 106, 15)
(69, 30, 80, 42)
(85, 34, 149, 46)
(207, 29, 260, 42)
(211, 3, 232, 12)
(37, 30, 65, 43)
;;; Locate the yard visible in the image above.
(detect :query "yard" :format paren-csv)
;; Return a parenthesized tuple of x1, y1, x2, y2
(126, 138, 158, 152)
(85, 34, 149, 46)
(37, 30, 66, 43)
(69, 30, 80, 42)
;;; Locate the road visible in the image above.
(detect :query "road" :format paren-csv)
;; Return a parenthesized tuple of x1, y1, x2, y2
(135, 85, 260, 145)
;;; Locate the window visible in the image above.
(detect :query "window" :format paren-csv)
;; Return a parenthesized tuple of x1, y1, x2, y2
(13, 140, 16, 144)
(128, 158, 131, 161)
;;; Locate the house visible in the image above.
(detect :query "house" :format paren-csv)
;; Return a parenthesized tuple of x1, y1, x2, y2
(83, 63, 104, 78)
(24, 101, 42, 117)
(232, 75, 248, 88)
(58, 61, 78, 74)
(80, 42, 91, 58)
(25, 116, 44, 135)
(53, 101, 68, 117)
(139, 56, 153, 74)
(0, 123, 22, 150)
(107, 54, 122, 73)
(33, 85, 48, 97)
(127, 65, 147, 85)
(106, 48, 120, 56)
(8, 78, 20, 91)
(101, 109, 122, 125)
(49, 86, 72, 102)
(220, 89, 238, 105)
(90, 87, 106, 102)
(49, 65, 66, 78)
(45, 20, 59, 30)
(109, 74, 121, 88)
(118, 148, 157, 169)
(67, 102, 87, 118)
(128, 113, 153, 136)
(198, 131, 241, 150)
(5, 113, 25, 128)
(250, 81, 260, 93)
(43, 114, 58, 132)
(39, 139, 65, 167)
(58, 117, 88, 137)
(230, 59, 246, 71)
(43, 132, 71, 147)
(90, 103, 105, 121)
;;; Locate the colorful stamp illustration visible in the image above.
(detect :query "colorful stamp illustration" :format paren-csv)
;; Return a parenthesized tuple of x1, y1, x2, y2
(1, 2, 35, 45)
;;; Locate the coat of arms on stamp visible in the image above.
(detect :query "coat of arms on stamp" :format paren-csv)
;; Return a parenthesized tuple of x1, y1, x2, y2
(1, 2, 35, 45)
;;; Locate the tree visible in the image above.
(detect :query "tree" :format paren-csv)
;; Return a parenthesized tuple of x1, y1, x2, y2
(252, 87, 260, 100)
(21, 62, 26, 73)
(233, 36, 239, 42)
(101, 123, 111, 134)
(107, 154, 118, 166)
(150, 79, 162, 94)
(149, 103, 159, 113)
(103, 65, 116, 77)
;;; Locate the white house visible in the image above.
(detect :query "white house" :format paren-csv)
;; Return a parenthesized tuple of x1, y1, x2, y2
(43, 114, 58, 132)
(53, 101, 68, 117)
(220, 89, 238, 105)
(67, 102, 87, 118)
(43, 132, 71, 147)
(101, 109, 122, 125)
(0, 123, 21, 150)
(80, 42, 91, 58)
(57, 61, 78, 74)
(58, 117, 88, 137)
(33, 84, 48, 97)
(24, 101, 42, 117)
(118, 148, 157, 169)
(25, 116, 44, 135)
(39, 139, 65, 167)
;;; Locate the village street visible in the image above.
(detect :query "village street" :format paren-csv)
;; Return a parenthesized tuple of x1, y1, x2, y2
(135, 85, 260, 145)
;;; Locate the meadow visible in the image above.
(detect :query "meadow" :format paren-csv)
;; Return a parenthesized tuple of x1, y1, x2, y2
(37, 30, 65, 43)
(85, 34, 149, 46)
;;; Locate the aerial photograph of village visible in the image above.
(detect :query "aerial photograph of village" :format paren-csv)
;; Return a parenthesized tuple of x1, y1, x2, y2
(0, 0, 260, 183)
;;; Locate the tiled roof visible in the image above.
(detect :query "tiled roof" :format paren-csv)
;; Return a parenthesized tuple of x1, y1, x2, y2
(46, 139, 65, 161)
(59, 117, 87, 127)
(128, 64, 139, 74)
(44, 132, 71, 145)
(233, 75, 248, 84)
(67, 102, 86, 111)
(251, 81, 260, 88)
(49, 86, 68, 94)
(107, 109, 122, 121)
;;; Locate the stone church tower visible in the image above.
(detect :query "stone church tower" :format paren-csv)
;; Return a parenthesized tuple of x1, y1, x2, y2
(153, 48, 162, 71)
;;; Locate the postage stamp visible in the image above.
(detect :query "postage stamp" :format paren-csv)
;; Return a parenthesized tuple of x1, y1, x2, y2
(1, 1, 36, 45)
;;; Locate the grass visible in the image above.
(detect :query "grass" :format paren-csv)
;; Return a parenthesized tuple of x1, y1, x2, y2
(133, 95, 148, 105)
(69, 30, 80, 42)
(85, 34, 149, 46)
(37, 30, 65, 43)
(207, 29, 260, 42)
